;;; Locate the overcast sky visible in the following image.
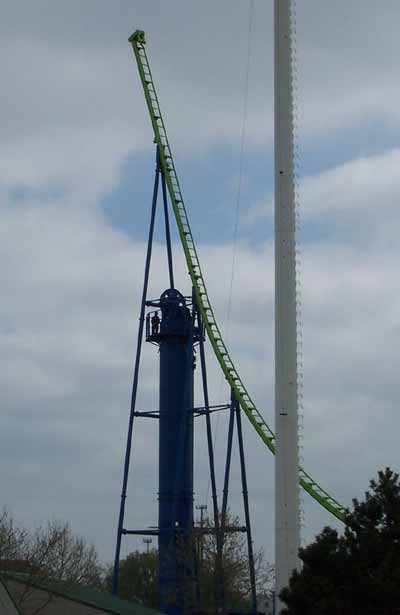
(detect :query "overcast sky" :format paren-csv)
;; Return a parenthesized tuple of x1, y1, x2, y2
(2, 0, 400, 568)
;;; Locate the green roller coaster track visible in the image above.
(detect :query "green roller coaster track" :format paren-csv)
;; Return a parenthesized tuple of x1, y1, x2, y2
(129, 30, 347, 523)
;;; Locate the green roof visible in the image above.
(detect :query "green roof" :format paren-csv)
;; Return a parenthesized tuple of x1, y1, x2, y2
(0, 577, 21, 614)
(3, 574, 163, 615)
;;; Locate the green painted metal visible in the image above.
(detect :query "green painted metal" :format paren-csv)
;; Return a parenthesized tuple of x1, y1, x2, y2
(129, 30, 347, 523)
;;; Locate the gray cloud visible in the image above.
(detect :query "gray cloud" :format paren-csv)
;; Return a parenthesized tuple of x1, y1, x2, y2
(2, 165, 400, 561)
(3, 1, 400, 191)
(2, 0, 400, 567)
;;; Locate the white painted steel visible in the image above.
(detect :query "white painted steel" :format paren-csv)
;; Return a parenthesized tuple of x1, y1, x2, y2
(274, 0, 300, 610)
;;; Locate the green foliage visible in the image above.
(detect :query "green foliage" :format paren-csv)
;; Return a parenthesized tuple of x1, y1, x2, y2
(198, 513, 272, 612)
(105, 550, 159, 609)
(109, 513, 273, 612)
(281, 468, 400, 615)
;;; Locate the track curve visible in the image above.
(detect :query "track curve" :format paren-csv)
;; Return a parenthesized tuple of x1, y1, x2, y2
(129, 30, 347, 523)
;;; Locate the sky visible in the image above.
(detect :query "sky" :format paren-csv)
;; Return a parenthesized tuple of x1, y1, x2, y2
(2, 0, 400, 569)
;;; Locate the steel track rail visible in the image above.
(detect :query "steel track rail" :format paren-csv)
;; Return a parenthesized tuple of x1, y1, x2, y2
(129, 30, 347, 523)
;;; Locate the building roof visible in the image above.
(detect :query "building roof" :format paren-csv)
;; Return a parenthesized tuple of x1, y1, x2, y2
(3, 573, 163, 615)
(0, 577, 21, 614)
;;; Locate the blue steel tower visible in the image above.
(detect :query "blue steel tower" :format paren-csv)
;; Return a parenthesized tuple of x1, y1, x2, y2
(147, 288, 198, 613)
(112, 136, 258, 614)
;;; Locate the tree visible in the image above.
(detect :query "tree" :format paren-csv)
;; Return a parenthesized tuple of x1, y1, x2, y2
(105, 549, 158, 608)
(280, 468, 400, 615)
(0, 509, 29, 571)
(199, 512, 273, 612)
(109, 512, 273, 612)
(29, 519, 103, 587)
(0, 511, 103, 614)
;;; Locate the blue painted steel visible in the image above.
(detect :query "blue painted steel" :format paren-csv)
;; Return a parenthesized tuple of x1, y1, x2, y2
(160, 166, 175, 290)
(197, 307, 224, 610)
(112, 151, 161, 595)
(221, 391, 236, 537)
(156, 288, 194, 615)
(234, 394, 257, 612)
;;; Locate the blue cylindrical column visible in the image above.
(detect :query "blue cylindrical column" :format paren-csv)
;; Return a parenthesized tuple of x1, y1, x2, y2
(156, 289, 194, 615)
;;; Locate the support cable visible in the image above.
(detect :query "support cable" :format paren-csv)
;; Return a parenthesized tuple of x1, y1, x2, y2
(224, 0, 255, 346)
(207, 0, 255, 506)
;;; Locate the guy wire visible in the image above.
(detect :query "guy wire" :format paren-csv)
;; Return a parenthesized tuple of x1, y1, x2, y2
(205, 0, 255, 506)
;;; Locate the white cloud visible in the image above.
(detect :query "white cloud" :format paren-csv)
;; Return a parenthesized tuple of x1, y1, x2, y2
(2, 0, 400, 568)
(248, 147, 400, 245)
(3, 1, 400, 197)
(2, 149, 400, 561)
(300, 149, 400, 224)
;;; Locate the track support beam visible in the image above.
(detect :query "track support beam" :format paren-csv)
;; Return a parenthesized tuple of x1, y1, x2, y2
(112, 148, 161, 595)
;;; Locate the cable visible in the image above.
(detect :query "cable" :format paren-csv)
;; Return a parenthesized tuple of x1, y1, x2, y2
(205, 0, 255, 505)
(225, 0, 255, 347)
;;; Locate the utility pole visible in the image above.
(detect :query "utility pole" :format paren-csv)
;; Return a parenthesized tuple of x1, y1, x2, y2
(143, 538, 153, 554)
(196, 504, 207, 568)
(274, 0, 300, 611)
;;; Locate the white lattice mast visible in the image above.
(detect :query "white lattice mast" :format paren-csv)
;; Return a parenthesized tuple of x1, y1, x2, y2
(274, 0, 300, 609)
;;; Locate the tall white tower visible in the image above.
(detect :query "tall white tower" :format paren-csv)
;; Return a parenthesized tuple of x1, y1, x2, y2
(274, 0, 300, 610)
